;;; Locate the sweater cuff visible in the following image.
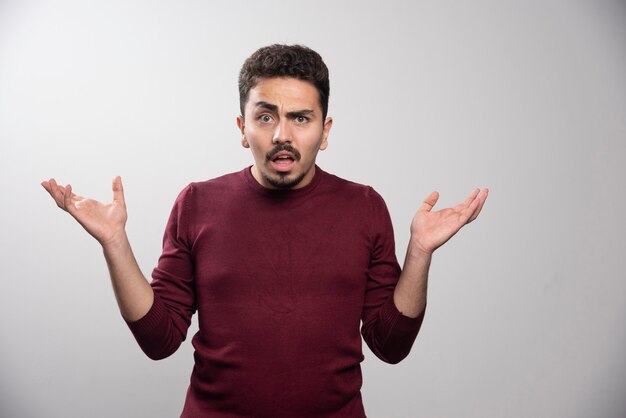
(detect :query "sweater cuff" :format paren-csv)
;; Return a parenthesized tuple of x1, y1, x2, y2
(125, 294, 168, 337)
(379, 295, 425, 336)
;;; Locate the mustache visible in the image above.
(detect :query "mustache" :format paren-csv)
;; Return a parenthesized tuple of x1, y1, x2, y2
(266, 144, 301, 161)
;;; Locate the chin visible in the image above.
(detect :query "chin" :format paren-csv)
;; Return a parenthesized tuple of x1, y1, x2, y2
(263, 171, 306, 189)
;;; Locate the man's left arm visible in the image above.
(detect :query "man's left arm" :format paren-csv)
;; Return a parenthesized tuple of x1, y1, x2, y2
(394, 188, 489, 318)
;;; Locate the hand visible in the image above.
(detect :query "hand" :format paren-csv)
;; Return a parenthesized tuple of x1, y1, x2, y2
(410, 188, 488, 255)
(41, 176, 128, 246)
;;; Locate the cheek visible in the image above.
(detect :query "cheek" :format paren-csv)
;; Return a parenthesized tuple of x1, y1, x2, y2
(250, 144, 265, 158)
(247, 125, 273, 143)
(299, 132, 325, 155)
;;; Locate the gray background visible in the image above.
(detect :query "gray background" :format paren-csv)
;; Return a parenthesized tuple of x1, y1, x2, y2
(1, 0, 625, 417)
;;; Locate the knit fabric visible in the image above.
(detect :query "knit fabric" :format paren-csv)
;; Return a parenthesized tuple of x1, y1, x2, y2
(127, 166, 424, 417)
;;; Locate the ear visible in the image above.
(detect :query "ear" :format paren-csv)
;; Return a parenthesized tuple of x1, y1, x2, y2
(319, 116, 333, 151)
(236, 115, 249, 148)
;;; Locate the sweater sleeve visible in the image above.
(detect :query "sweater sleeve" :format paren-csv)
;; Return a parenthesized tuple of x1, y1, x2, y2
(360, 188, 425, 364)
(126, 185, 197, 360)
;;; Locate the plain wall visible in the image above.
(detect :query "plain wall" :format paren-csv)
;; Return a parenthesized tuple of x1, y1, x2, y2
(1, 0, 625, 417)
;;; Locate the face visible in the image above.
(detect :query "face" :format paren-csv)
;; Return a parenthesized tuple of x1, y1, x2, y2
(237, 77, 333, 189)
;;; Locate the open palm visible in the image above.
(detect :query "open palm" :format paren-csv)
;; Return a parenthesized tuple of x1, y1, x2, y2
(41, 176, 128, 246)
(411, 188, 488, 255)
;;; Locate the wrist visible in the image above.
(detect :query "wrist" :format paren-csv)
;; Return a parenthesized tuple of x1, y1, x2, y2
(100, 229, 130, 252)
(407, 239, 433, 259)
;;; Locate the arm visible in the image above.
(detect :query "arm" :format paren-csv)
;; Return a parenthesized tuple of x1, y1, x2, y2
(393, 188, 489, 318)
(360, 189, 425, 364)
(41, 177, 153, 321)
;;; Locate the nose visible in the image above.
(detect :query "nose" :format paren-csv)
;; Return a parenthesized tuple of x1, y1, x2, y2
(272, 119, 292, 144)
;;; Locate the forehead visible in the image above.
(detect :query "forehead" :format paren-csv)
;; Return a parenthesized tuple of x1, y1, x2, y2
(246, 77, 320, 112)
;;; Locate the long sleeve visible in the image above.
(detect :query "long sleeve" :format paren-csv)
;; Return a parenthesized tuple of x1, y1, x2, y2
(360, 188, 425, 364)
(123, 168, 425, 416)
(126, 185, 196, 360)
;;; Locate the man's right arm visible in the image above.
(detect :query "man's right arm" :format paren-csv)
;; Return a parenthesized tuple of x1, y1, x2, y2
(41, 176, 153, 321)
(101, 230, 153, 321)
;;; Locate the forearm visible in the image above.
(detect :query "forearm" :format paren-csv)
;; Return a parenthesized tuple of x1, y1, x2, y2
(102, 231, 154, 322)
(393, 240, 431, 318)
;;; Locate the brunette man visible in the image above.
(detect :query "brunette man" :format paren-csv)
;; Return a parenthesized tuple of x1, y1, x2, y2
(42, 44, 488, 417)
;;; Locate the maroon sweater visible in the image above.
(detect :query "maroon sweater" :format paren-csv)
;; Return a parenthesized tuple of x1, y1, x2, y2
(127, 166, 424, 417)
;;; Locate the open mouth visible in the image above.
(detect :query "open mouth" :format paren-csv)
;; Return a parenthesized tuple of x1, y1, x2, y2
(270, 151, 296, 171)
(267, 146, 300, 172)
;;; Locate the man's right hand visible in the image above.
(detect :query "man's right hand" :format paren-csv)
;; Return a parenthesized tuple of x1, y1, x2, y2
(41, 176, 128, 247)
(42, 176, 153, 321)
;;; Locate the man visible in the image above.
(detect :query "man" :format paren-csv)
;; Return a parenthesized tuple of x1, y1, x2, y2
(42, 44, 487, 417)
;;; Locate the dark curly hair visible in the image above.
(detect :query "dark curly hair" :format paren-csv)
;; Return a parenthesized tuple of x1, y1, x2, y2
(238, 44, 330, 119)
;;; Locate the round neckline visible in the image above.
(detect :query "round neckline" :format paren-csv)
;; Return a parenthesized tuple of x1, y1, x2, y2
(242, 165, 325, 199)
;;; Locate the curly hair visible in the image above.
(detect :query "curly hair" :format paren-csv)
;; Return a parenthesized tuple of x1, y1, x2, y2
(238, 44, 330, 119)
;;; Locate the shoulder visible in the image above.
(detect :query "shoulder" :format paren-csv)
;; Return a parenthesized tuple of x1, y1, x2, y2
(172, 169, 248, 212)
(319, 169, 387, 205)
(178, 169, 246, 198)
(317, 169, 391, 222)
(187, 170, 245, 194)
(317, 169, 395, 239)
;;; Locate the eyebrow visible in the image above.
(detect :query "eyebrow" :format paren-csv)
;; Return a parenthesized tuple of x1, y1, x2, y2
(254, 101, 278, 112)
(286, 109, 315, 119)
(254, 101, 315, 118)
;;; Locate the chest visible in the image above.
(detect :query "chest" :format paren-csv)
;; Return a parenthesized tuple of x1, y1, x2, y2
(189, 198, 373, 311)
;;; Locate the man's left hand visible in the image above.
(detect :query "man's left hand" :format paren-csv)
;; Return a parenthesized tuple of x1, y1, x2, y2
(410, 188, 489, 255)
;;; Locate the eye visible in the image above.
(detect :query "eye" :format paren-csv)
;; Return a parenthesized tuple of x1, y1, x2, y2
(295, 115, 309, 124)
(258, 114, 273, 123)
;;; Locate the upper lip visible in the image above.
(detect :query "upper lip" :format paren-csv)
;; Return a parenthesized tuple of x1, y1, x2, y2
(267, 145, 301, 161)
(271, 151, 295, 161)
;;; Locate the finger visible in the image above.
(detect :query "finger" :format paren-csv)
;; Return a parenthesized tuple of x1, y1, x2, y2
(41, 180, 52, 195)
(461, 188, 480, 208)
(458, 189, 484, 222)
(112, 176, 125, 206)
(47, 178, 66, 209)
(419, 191, 439, 212)
(41, 180, 59, 205)
(64, 184, 75, 214)
(459, 201, 479, 224)
(468, 188, 489, 223)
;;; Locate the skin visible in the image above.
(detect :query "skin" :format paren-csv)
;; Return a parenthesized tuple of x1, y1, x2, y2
(394, 188, 488, 317)
(236, 77, 333, 189)
(41, 75, 488, 325)
(41, 176, 152, 321)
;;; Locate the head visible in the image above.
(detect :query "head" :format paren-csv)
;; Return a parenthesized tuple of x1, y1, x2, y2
(237, 45, 333, 190)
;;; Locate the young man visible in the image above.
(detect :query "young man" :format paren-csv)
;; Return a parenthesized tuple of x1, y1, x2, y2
(42, 44, 487, 417)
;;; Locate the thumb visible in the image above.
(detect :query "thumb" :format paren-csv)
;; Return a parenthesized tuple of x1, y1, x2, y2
(112, 176, 125, 205)
(419, 191, 439, 212)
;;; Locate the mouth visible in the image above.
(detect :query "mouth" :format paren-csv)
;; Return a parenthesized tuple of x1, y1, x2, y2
(267, 146, 300, 173)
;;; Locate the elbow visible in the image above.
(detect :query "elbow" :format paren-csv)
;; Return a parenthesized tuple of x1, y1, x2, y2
(145, 349, 175, 361)
(373, 341, 415, 365)
(362, 319, 421, 364)
(126, 303, 188, 361)
(382, 349, 412, 365)
(139, 339, 182, 361)
(132, 328, 185, 361)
